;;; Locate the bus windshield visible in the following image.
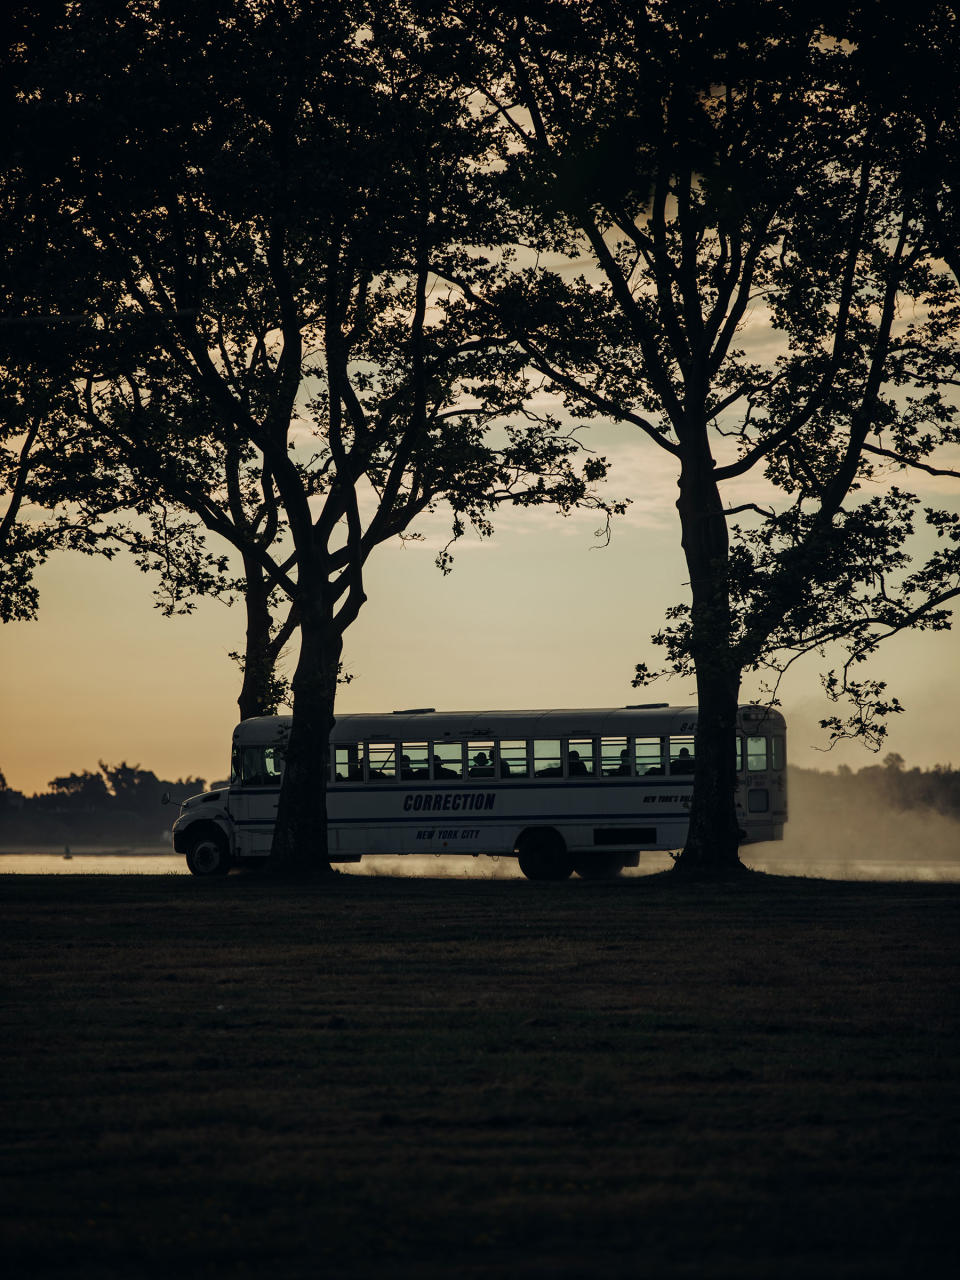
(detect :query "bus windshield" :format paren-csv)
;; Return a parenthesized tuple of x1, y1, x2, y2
(238, 744, 286, 787)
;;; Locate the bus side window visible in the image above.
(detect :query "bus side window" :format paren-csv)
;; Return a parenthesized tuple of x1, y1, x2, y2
(601, 737, 629, 776)
(747, 736, 768, 772)
(431, 742, 463, 779)
(498, 739, 528, 778)
(670, 737, 695, 774)
(334, 744, 361, 782)
(468, 741, 495, 777)
(635, 737, 663, 775)
(735, 737, 745, 773)
(771, 736, 785, 770)
(231, 744, 242, 785)
(566, 738, 595, 777)
(534, 739, 562, 777)
(401, 742, 429, 779)
(367, 742, 397, 780)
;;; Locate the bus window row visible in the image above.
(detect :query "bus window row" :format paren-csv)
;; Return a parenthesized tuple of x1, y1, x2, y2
(328, 734, 783, 784)
(235, 734, 784, 788)
(333, 736, 693, 782)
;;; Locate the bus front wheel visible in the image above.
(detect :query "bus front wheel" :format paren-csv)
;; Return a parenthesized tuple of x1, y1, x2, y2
(185, 829, 231, 877)
(516, 831, 574, 882)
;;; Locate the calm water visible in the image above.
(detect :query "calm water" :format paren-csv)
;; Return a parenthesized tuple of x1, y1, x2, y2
(2, 850, 959, 881)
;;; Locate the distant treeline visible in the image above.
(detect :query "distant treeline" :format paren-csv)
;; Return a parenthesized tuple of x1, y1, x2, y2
(0, 763, 210, 847)
(2, 754, 958, 848)
(790, 755, 960, 822)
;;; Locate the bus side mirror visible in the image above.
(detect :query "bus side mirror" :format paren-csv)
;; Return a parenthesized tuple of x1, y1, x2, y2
(160, 791, 171, 806)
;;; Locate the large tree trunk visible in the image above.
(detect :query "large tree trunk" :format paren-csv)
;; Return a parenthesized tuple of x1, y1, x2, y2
(673, 438, 744, 876)
(268, 593, 340, 878)
(680, 661, 743, 874)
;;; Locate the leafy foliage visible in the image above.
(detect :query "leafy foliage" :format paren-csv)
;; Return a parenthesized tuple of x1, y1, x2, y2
(429, 0, 960, 867)
(5, 1, 616, 868)
(6, 1, 956, 873)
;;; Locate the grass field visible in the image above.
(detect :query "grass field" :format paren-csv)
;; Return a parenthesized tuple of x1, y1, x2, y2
(2, 870, 959, 1278)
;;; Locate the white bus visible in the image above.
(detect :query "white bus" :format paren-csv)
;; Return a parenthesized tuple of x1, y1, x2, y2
(172, 703, 787, 879)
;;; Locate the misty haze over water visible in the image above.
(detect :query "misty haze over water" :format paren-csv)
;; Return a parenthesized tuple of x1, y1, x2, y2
(2, 767, 957, 879)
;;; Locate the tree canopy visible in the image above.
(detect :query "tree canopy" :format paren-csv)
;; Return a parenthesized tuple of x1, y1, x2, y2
(5, 0, 614, 872)
(433, 0, 960, 870)
(5, 0, 958, 876)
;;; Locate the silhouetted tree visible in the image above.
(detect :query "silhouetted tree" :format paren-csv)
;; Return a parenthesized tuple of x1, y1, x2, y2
(0, 768, 16, 814)
(438, 0, 960, 874)
(0, 761, 205, 843)
(8, 1, 612, 874)
(791, 759, 960, 824)
(47, 771, 111, 810)
(1, 37, 286, 712)
(1, 10, 300, 715)
(0, 175, 126, 623)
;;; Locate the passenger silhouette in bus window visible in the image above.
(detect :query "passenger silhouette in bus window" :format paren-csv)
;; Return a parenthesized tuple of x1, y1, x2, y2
(400, 754, 414, 779)
(433, 754, 458, 779)
(671, 747, 694, 774)
(567, 749, 588, 777)
(470, 751, 494, 777)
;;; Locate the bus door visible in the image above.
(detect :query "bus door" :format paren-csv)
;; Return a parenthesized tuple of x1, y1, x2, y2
(229, 741, 284, 856)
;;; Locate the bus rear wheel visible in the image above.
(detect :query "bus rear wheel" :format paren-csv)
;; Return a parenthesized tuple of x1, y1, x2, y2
(574, 855, 624, 880)
(516, 830, 574, 881)
(185, 829, 231, 877)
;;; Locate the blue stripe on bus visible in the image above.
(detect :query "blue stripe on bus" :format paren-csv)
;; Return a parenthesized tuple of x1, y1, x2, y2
(231, 812, 689, 827)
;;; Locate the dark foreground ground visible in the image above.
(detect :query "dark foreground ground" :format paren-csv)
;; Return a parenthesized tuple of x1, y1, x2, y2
(1, 871, 958, 1279)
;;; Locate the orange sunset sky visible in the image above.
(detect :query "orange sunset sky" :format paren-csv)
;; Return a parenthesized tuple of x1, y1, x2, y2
(2, 418, 957, 798)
